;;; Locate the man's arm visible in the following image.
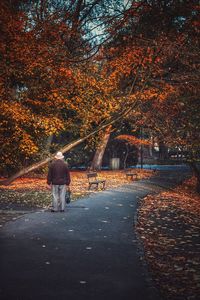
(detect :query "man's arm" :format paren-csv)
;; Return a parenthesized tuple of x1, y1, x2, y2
(47, 165, 52, 189)
(66, 167, 71, 186)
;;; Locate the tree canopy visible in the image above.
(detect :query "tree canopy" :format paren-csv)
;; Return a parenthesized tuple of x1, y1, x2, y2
(0, 0, 199, 187)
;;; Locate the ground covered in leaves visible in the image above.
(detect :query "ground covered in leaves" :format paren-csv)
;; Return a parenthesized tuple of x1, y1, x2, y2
(0, 169, 151, 226)
(136, 177, 200, 300)
(2, 169, 199, 300)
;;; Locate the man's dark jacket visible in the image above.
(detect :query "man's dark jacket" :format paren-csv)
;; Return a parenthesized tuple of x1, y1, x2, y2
(47, 159, 71, 185)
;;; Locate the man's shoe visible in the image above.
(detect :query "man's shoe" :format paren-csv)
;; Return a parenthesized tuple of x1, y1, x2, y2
(60, 210, 65, 212)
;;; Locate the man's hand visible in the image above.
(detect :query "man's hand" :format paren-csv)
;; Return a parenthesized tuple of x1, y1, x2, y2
(66, 185, 71, 192)
(47, 184, 52, 190)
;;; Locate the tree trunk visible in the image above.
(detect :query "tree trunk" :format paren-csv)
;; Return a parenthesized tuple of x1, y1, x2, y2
(188, 161, 200, 194)
(158, 141, 168, 160)
(148, 132, 154, 157)
(123, 144, 129, 170)
(90, 126, 112, 171)
(46, 134, 54, 150)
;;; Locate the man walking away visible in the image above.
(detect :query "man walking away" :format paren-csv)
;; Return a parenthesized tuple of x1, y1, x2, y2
(47, 151, 71, 212)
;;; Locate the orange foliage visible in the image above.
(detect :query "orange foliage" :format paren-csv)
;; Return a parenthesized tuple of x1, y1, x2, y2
(0, 169, 152, 194)
(116, 135, 150, 146)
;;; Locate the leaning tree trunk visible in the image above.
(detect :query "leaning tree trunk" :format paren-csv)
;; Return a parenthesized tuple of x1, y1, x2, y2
(90, 126, 112, 171)
(188, 161, 200, 194)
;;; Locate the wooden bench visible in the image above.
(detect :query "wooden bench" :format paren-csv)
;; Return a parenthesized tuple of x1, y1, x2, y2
(126, 172, 138, 181)
(87, 172, 106, 190)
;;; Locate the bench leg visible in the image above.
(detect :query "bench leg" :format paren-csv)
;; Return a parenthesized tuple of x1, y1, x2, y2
(90, 183, 99, 190)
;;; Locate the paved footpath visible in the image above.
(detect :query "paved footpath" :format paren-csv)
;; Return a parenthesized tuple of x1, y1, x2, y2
(0, 170, 190, 300)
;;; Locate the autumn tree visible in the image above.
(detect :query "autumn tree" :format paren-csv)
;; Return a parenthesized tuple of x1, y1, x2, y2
(115, 134, 149, 169)
(114, 0, 200, 190)
(1, 0, 199, 190)
(0, 0, 76, 174)
(85, 1, 175, 170)
(1, 0, 135, 182)
(88, 0, 200, 187)
(0, 0, 129, 175)
(141, 1, 200, 191)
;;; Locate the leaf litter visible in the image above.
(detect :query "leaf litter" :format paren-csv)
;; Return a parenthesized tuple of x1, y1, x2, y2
(0, 169, 151, 226)
(136, 176, 200, 300)
(1, 170, 199, 298)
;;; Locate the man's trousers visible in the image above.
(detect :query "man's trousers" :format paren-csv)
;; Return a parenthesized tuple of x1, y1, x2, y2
(52, 185, 66, 211)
